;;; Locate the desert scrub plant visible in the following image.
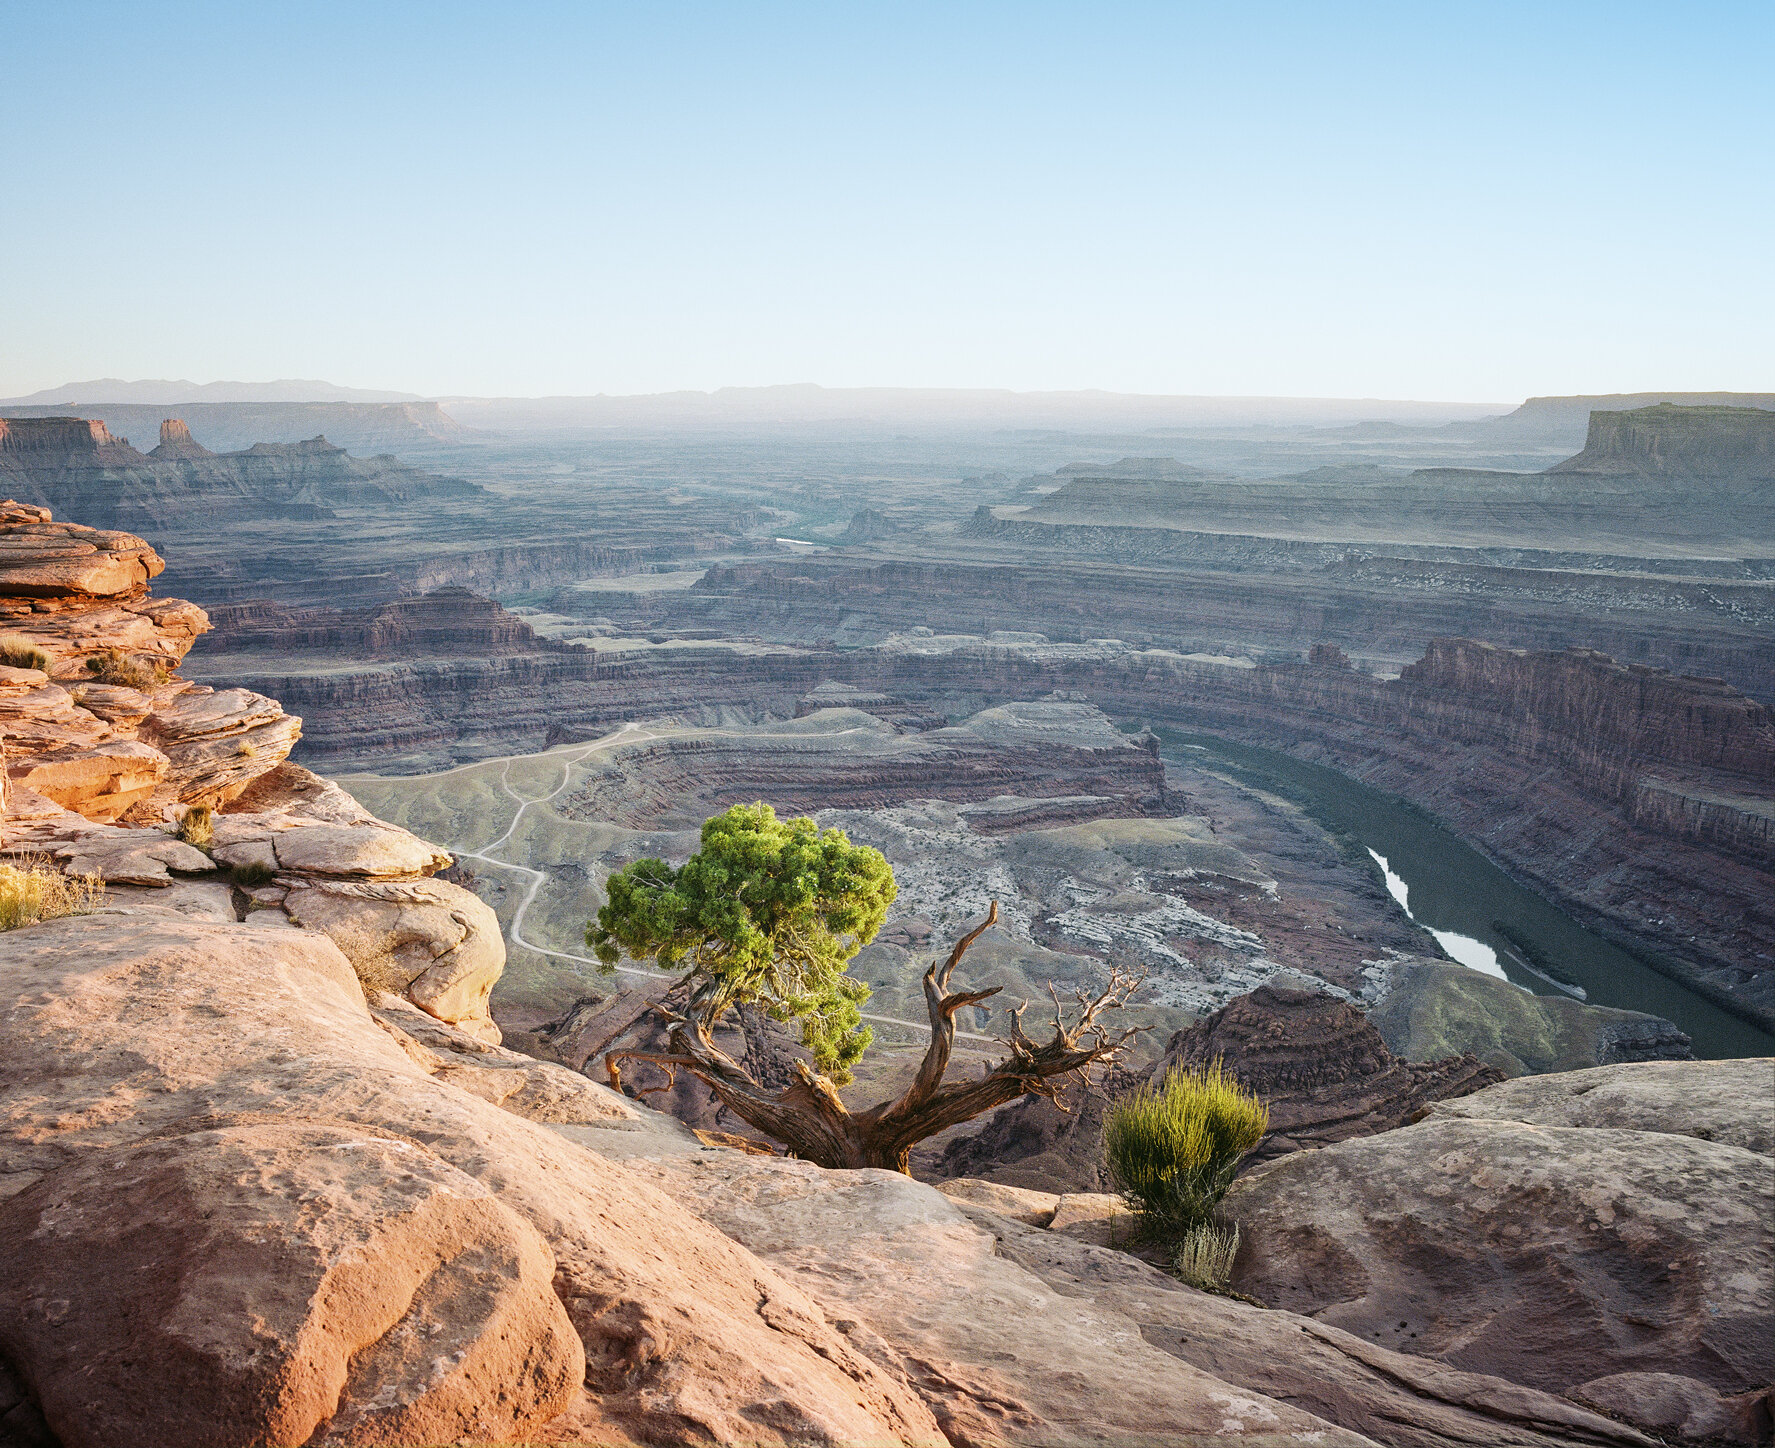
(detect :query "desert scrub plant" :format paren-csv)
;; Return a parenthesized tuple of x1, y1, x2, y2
(84, 649, 168, 690)
(0, 633, 52, 673)
(177, 805, 214, 850)
(1104, 1060, 1269, 1241)
(1172, 1221, 1241, 1292)
(229, 860, 275, 888)
(234, 739, 258, 757)
(0, 858, 103, 930)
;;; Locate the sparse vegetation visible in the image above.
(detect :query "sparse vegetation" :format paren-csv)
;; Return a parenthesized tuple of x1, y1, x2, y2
(594, 803, 1142, 1171)
(0, 634, 53, 673)
(1172, 1221, 1241, 1292)
(177, 805, 214, 850)
(0, 859, 103, 931)
(1105, 1060, 1269, 1243)
(230, 860, 276, 888)
(84, 649, 168, 690)
(234, 739, 258, 757)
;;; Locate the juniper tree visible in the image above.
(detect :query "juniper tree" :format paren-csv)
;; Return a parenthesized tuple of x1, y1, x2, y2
(590, 802, 1140, 1172)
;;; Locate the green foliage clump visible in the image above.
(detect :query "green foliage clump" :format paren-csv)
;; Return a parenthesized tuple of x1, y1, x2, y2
(1105, 1060, 1269, 1240)
(0, 634, 52, 673)
(588, 801, 897, 1083)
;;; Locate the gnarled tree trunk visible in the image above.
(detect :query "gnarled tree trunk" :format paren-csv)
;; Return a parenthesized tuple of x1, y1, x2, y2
(608, 903, 1141, 1172)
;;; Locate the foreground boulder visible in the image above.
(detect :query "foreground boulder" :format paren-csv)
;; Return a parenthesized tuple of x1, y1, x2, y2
(1225, 1061, 1774, 1441)
(2, 1122, 582, 1448)
(0, 913, 945, 1446)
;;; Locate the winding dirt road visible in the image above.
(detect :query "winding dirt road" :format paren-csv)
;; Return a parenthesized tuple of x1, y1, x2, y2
(434, 726, 993, 1043)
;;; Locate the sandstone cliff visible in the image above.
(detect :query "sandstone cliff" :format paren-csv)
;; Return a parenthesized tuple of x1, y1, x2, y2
(0, 499, 505, 1044)
(0, 415, 480, 534)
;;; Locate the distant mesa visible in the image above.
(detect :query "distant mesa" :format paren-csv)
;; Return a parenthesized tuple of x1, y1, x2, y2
(1546, 403, 1775, 484)
(0, 413, 482, 532)
(0, 398, 475, 454)
(841, 508, 902, 542)
(149, 417, 213, 461)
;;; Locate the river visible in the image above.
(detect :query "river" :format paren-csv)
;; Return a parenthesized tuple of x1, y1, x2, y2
(1152, 727, 1775, 1061)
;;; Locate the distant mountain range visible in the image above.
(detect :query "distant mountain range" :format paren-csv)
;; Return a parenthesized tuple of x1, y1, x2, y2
(2, 379, 423, 405)
(434, 385, 1513, 432)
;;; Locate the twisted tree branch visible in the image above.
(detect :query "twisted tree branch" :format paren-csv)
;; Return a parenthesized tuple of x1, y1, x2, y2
(601, 904, 1143, 1172)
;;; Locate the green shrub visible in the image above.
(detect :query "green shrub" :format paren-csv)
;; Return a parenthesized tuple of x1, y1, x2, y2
(1173, 1221, 1241, 1291)
(230, 860, 275, 888)
(0, 859, 103, 930)
(177, 805, 214, 850)
(0, 634, 53, 673)
(1104, 1060, 1269, 1240)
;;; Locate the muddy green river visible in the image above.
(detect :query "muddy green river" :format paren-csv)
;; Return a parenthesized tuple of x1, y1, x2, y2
(1154, 728, 1774, 1061)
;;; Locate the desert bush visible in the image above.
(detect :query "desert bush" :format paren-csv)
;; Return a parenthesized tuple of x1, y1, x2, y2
(0, 634, 53, 673)
(177, 805, 214, 850)
(84, 649, 167, 690)
(1104, 1060, 1269, 1240)
(1172, 1221, 1241, 1291)
(234, 739, 258, 757)
(230, 860, 275, 888)
(0, 859, 103, 931)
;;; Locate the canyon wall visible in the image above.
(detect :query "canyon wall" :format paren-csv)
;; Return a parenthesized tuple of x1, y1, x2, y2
(675, 553, 1775, 704)
(1547, 404, 1775, 483)
(202, 611, 1773, 1028)
(0, 414, 479, 534)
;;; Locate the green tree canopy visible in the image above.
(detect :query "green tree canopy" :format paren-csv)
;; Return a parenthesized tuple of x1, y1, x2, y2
(588, 802, 897, 1082)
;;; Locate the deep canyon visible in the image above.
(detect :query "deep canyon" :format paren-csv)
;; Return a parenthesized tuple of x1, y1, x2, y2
(0, 391, 1769, 1447)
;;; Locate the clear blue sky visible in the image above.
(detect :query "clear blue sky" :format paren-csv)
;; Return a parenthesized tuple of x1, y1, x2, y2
(4, 1, 1770, 401)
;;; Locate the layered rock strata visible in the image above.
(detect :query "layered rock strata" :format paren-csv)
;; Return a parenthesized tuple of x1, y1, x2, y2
(0, 415, 479, 533)
(1546, 403, 1775, 483)
(0, 499, 504, 1043)
(559, 703, 1171, 829)
(219, 610, 1775, 1029)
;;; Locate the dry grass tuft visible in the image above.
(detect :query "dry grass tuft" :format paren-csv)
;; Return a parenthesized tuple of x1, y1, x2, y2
(177, 805, 214, 850)
(0, 634, 53, 673)
(1173, 1221, 1241, 1291)
(84, 649, 169, 690)
(0, 858, 104, 931)
(326, 920, 415, 997)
